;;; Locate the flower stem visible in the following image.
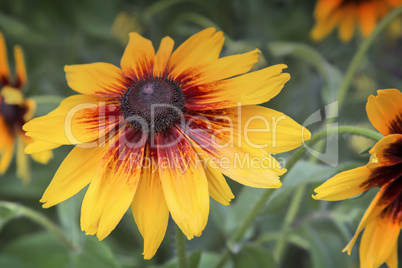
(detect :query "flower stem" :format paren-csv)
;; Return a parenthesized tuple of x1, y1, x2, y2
(0, 201, 75, 250)
(176, 225, 189, 268)
(273, 184, 306, 262)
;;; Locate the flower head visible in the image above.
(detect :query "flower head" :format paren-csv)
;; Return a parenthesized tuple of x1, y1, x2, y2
(0, 33, 52, 183)
(311, 0, 402, 42)
(24, 28, 310, 259)
(313, 89, 402, 268)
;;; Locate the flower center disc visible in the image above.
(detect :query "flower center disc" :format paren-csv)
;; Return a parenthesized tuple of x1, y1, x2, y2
(122, 77, 185, 133)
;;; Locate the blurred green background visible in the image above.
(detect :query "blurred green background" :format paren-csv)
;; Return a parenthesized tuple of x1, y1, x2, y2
(0, 0, 401, 267)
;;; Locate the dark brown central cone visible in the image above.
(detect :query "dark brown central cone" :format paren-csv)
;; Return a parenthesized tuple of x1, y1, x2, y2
(122, 77, 185, 133)
(0, 97, 26, 134)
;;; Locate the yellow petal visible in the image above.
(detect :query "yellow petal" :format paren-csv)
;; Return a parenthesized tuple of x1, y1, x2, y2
(153, 36, 174, 77)
(366, 89, 402, 136)
(338, 5, 356, 42)
(120, 32, 155, 81)
(14, 45, 26, 88)
(313, 0, 342, 20)
(311, 8, 343, 41)
(385, 243, 398, 268)
(25, 139, 61, 154)
(168, 28, 224, 78)
(131, 148, 169, 259)
(1, 86, 23, 105)
(200, 152, 234, 206)
(0, 116, 14, 174)
(0, 32, 10, 84)
(30, 150, 53, 164)
(156, 128, 210, 239)
(359, 215, 400, 268)
(184, 64, 290, 110)
(23, 98, 36, 122)
(177, 49, 260, 87)
(313, 166, 370, 201)
(81, 130, 146, 240)
(358, 2, 377, 37)
(23, 95, 122, 145)
(343, 187, 390, 254)
(16, 133, 29, 183)
(40, 145, 108, 208)
(65, 63, 126, 97)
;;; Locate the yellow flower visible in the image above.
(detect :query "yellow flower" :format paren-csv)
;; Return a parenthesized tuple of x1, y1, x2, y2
(313, 89, 402, 268)
(0, 33, 52, 183)
(23, 28, 310, 259)
(311, 0, 402, 42)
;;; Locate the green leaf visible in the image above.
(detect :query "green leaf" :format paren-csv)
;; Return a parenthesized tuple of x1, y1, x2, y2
(0, 232, 121, 268)
(231, 244, 275, 268)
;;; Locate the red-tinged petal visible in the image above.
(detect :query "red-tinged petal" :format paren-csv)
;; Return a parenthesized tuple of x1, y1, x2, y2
(131, 146, 169, 259)
(183, 113, 285, 188)
(23, 95, 122, 145)
(81, 128, 147, 240)
(65, 63, 126, 97)
(153, 36, 174, 77)
(176, 49, 260, 87)
(167, 28, 224, 79)
(121, 33, 155, 81)
(156, 127, 209, 239)
(0, 32, 10, 85)
(367, 134, 402, 168)
(184, 64, 290, 110)
(366, 89, 402, 136)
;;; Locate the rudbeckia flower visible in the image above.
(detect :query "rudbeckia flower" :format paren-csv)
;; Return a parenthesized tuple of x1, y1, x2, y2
(313, 89, 402, 268)
(23, 28, 310, 259)
(311, 0, 402, 42)
(0, 33, 52, 183)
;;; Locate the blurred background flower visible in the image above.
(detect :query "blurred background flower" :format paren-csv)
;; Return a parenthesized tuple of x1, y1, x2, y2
(0, 33, 52, 183)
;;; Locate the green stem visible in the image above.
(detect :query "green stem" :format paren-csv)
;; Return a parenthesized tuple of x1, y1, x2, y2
(0, 201, 75, 250)
(334, 5, 402, 121)
(31, 95, 64, 105)
(176, 225, 189, 268)
(273, 184, 306, 262)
